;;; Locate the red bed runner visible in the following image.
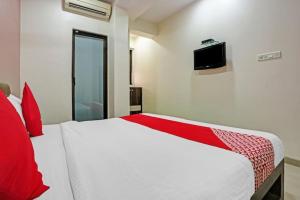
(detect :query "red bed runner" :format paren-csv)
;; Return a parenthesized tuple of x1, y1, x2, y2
(121, 114, 275, 190)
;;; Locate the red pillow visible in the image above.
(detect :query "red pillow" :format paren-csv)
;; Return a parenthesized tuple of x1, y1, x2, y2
(21, 83, 43, 137)
(0, 91, 49, 200)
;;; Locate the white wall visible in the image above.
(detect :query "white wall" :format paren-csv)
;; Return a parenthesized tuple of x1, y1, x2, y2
(132, 0, 300, 160)
(21, 0, 129, 124)
(112, 7, 130, 117)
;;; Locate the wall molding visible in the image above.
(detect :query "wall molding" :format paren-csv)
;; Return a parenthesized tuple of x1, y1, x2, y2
(285, 157, 300, 168)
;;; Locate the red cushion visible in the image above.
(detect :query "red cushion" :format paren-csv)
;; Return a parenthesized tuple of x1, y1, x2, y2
(21, 83, 43, 137)
(0, 91, 49, 200)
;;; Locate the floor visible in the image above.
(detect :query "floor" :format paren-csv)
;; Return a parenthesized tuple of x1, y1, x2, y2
(285, 164, 300, 200)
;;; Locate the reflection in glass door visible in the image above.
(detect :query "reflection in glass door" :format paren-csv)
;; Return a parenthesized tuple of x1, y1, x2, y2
(72, 30, 107, 121)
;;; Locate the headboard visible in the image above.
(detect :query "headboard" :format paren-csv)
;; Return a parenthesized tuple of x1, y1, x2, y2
(0, 83, 11, 97)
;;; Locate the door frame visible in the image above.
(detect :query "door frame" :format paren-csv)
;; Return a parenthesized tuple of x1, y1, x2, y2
(72, 29, 108, 120)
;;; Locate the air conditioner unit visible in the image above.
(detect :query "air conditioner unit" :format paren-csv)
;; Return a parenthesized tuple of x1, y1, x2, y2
(64, 0, 112, 21)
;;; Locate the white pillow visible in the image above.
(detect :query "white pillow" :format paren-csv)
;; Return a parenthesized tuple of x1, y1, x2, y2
(7, 95, 26, 125)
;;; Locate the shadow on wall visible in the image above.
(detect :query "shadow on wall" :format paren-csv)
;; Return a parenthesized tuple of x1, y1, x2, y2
(194, 63, 232, 75)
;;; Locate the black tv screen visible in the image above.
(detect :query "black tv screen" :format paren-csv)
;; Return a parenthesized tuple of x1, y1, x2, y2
(194, 42, 226, 70)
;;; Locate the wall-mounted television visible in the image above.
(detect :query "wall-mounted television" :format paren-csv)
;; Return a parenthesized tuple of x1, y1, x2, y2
(194, 42, 226, 70)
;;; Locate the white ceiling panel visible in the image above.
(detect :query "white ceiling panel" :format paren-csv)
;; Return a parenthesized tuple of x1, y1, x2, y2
(139, 0, 197, 23)
(104, 0, 197, 23)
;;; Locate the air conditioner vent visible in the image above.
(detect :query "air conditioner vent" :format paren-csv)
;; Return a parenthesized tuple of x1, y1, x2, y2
(69, 3, 107, 16)
(64, 0, 112, 21)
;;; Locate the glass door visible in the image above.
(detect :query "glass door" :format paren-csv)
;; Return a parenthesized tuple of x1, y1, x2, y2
(72, 30, 107, 121)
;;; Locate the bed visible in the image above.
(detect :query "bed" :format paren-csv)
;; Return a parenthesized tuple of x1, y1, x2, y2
(0, 83, 284, 200)
(32, 114, 284, 200)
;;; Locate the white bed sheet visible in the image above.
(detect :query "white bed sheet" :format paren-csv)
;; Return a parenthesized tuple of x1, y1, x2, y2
(31, 125, 74, 200)
(60, 114, 284, 200)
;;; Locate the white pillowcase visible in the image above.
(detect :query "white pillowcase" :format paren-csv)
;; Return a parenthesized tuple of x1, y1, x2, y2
(7, 95, 26, 125)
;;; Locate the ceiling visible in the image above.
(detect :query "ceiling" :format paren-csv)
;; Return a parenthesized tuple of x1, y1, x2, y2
(104, 0, 197, 23)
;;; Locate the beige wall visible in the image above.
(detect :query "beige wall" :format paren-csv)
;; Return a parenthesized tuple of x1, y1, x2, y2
(21, 0, 129, 124)
(132, 0, 300, 159)
(0, 0, 20, 96)
(130, 19, 158, 38)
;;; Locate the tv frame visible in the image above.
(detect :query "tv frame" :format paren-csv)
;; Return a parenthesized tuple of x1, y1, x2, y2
(194, 42, 226, 70)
